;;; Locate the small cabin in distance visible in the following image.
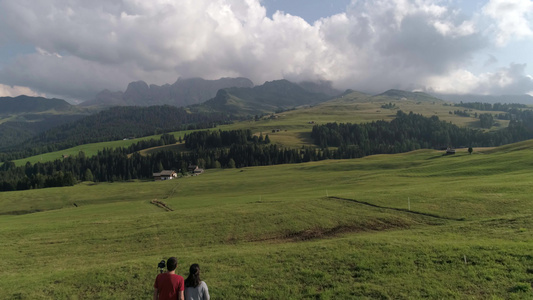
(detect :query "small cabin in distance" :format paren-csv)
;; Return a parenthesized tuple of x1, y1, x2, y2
(188, 165, 204, 175)
(153, 170, 178, 181)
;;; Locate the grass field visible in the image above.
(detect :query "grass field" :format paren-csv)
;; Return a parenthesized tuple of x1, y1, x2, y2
(1, 141, 533, 299)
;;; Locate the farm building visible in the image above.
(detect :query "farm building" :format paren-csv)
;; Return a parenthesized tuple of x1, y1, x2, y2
(188, 165, 204, 175)
(153, 170, 178, 181)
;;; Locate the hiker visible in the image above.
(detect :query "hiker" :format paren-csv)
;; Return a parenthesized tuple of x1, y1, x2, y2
(184, 264, 210, 300)
(154, 257, 184, 300)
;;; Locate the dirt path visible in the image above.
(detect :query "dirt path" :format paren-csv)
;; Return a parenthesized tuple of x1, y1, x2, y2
(150, 199, 173, 212)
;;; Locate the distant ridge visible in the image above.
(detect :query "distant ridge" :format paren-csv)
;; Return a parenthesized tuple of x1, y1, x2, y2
(81, 77, 254, 107)
(2, 105, 231, 155)
(297, 80, 342, 97)
(0, 95, 88, 149)
(0, 95, 73, 114)
(376, 89, 443, 102)
(194, 79, 337, 115)
(431, 93, 533, 104)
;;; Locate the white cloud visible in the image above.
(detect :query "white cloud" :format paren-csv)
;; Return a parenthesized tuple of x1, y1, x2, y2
(0, 84, 44, 97)
(0, 0, 530, 100)
(482, 0, 533, 46)
(426, 63, 533, 95)
(36, 47, 62, 58)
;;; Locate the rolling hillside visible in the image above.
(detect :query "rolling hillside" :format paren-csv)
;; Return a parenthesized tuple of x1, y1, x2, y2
(193, 79, 337, 116)
(1, 141, 532, 298)
(9, 88, 525, 165)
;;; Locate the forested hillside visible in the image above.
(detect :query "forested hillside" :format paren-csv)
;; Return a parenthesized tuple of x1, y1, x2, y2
(0, 114, 89, 149)
(311, 110, 533, 152)
(0, 106, 234, 162)
(0, 96, 92, 149)
(0, 95, 73, 113)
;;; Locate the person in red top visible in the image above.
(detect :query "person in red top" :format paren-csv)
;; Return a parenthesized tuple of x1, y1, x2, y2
(154, 257, 185, 300)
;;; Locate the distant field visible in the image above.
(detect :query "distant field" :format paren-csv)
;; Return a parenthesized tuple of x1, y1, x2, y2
(137, 143, 188, 156)
(0, 115, 16, 124)
(217, 92, 510, 147)
(1, 141, 533, 298)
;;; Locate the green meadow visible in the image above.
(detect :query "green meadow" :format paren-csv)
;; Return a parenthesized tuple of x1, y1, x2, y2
(1, 142, 533, 299)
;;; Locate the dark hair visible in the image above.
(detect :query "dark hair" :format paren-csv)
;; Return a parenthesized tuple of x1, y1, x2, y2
(185, 264, 201, 288)
(167, 257, 178, 271)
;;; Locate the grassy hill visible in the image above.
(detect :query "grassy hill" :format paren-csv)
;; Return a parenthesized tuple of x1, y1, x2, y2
(9, 89, 517, 165)
(213, 90, 511, 148)
(192, 79, 333, 116)
(1, 142, 533, 298)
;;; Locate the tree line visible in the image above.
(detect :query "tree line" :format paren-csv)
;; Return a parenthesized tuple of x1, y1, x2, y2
(311, 110, 533, 153)
(184, 129, 270, 149)
(3, 112, 533, 192)
(0, 134, 174, 191)
(0, 130, 270, 191)
(450, 110, 495, 128)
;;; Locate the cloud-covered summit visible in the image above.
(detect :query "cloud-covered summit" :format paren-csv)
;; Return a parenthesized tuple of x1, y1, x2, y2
(0, 0, 532, 101)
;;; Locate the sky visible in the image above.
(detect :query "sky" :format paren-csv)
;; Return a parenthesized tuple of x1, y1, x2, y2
(0, 0, 532, 102)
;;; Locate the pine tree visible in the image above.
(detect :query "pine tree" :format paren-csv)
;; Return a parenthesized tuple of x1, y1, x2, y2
(227, 158, 236, 168)
(84, 169, 94, 182)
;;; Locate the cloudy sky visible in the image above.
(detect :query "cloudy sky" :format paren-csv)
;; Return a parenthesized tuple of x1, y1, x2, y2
(0, 0, 532, 102)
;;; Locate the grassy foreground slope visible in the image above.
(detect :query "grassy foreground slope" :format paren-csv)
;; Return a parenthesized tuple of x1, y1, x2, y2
(1, 142, 533, 299)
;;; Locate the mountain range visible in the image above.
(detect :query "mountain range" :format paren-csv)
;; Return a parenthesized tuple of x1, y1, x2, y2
(80, 77, 344, 109)
(2, 75, 533, 157)
(81, 77, 254, 107)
